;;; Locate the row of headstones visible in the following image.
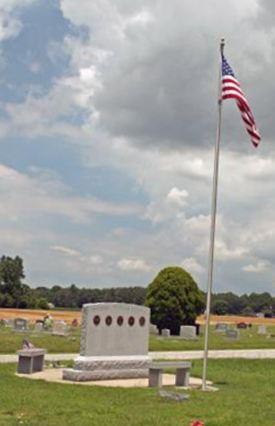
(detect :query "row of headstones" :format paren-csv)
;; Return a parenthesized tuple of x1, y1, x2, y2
(151, 322, 270, 340)
(215, 322, 268, 335)
(150, 324, 199, 340)
(0, 317, 70, 335)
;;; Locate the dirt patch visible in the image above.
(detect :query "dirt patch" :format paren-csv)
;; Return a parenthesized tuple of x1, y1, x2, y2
(197, 314, 275, 325)
(0, 308, 274, 325)
(0, 308, 81, 324)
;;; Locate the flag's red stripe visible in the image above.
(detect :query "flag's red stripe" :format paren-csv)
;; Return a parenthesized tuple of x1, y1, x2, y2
(222, 68, 261, 146)
(222, 76, 240, 87)
(222, 84, 244, 97)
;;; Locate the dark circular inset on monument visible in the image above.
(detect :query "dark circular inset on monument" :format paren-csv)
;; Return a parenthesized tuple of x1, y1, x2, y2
(128, 316, 135, 326)
(93, 315, 100, 326)
(117, 316, 124, 326)
(139, 316, 146, 326)
(105, 315, 112, 326)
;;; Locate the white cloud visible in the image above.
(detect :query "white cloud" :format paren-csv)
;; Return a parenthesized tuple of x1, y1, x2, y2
(215, 240, 248, 261)
(0, 0, 37, 42)
(51, 245, 80, 257)
(0, 164, 142, 223)
(1, 0, 275, 292)
(167, 187, 188, 206)
(181, 257, 204, 278)
(117, 258, 151, 272)
(243, 260, 270, 273)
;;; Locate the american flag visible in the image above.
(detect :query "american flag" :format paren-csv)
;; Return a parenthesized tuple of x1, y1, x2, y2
(221, 54, 261, 147)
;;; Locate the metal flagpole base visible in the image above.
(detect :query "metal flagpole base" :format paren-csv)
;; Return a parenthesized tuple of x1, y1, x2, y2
(200, 385, 219, 392)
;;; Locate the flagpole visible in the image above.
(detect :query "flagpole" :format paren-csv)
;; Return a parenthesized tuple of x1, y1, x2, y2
(202, 38, 225, 391)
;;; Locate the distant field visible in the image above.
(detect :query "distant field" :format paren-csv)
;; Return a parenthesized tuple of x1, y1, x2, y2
(0, 308, 274, 325)
(197, 314, 275, 325)
(0, 308, 81, 323)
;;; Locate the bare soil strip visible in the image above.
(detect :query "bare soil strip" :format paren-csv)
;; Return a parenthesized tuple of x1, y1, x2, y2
(0, 308, 274, 325)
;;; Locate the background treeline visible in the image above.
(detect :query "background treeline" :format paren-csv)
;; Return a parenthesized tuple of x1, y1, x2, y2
(0, 255, 274, 316)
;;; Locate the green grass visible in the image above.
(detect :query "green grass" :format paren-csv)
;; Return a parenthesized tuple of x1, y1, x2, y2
(0, 327, 80, 354)
(149, 325, 275, 351)
(1, 325, 275, 354)
(0, 359, 274, 425)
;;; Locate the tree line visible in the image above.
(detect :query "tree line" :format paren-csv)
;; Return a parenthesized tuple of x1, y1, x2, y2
(0, 255, 274, 317)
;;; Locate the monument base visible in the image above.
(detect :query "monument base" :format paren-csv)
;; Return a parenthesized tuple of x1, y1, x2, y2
(62, 355, 150, 382)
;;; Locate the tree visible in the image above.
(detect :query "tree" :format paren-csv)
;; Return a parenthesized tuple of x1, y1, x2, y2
(0, 256, 25, 306)
(145, 266, 204, 335)
(212, 300, 229, 315)
(36, 298, 49, 310)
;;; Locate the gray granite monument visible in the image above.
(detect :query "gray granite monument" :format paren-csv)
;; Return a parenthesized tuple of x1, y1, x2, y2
(180, 325, 197, 340)
(63, 303, 150, 381)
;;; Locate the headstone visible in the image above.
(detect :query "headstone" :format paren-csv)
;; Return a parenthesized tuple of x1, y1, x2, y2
(14, 318, 28, 332)
(215, 323, 228, 332)
(225, 329, 239, 340)
(6, 318, 14, 327)
(180, 325, 197, 340)
(149, 323, 158, 335)
(52, 320, 68, 336)
(258, 325, 267, 335)
(34, 322, 44, 332)
(161, 328, 170, 337)
(237, 322, 247, 329)
(63, 303, 150, 381)
(256, 313, 264, 318)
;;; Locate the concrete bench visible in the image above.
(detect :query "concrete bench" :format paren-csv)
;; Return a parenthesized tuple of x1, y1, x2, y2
(17, 349, 46, 374)
(148, 361, 191, 387)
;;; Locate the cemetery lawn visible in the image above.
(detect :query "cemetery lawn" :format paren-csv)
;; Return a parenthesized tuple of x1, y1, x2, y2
(0, 359, 274, 425)
(1, 326, 275, 354)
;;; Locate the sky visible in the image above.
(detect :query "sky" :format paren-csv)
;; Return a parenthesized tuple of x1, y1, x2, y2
(0, 0, 275, 294)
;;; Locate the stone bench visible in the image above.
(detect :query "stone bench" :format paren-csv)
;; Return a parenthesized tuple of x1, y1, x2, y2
(148, 361, 191, 387)
(17, 349, 46, 374)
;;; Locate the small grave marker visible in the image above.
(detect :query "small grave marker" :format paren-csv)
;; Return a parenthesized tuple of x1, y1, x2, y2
(52, 321, 68, 336)
(161, 328, 170, 337)
(34, 322, 44, 332)
(14, 318, 28, 332)
(215, 323, 228, 332)
(149, 323, 158, 335)
(180, 325, 197, 340)
(225, 329, 239, 340)
(258, 325, 267, 335)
